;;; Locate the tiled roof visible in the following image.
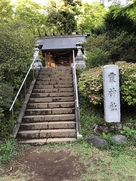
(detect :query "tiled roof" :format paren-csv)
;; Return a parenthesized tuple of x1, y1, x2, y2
(36, 34, 87, 51)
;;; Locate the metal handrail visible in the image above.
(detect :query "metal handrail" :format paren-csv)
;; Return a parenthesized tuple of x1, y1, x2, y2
(72, 50, 82, 138)
(9, 48, 39, 127)
(9, 49, 39, 112)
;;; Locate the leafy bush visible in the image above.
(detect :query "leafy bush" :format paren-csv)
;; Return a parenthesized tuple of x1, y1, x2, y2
(118, 61, 136, 106)
(78, 66, 103, 105)
(78, 61, 136, 106)
(109, 32, 136, 63)
(0, 21, 35, 138)
(0, 82, 13, 109)
(0, 118, 15, 138)
(0, 139, 17, 164)
(120, 126, 136, 138)
(86, 47, 110, 68)
(103, 4, 136, 36)
(84, 32, 136, 66)
(84, 34, 111, 68)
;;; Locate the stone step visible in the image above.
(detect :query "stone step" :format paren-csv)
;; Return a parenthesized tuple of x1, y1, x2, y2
(39, 69, 72, 74)
(18, 138, 76, 145)
(32, 87, 74, 93)
(17, 66, 76, 144)
(35, 80, 73, 85)
(37, 74, 72, 78)
(38, 71, 72, 75)
(36, 77, 72, 81)
(17, 129, 76, 139)
(39, 70, 72, 73)
(29, 97, 74, 103)
(34, 84, 73, 89)
(25, 108, 75, 115)
(27, 102, 74, 109)
(41, 66, 71, 71)
(20, 121, 76, 130)
(23, 114, 75, 123)
(30, 92, 74, 98)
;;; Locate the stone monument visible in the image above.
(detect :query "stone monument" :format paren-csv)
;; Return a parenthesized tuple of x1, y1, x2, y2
(103, 65, 120, 123)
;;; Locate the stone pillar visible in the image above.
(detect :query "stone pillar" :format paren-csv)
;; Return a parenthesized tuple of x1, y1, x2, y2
(103, 65, 121, 123)
(75, 41, 86, 69)
(33, 44, 39, 59)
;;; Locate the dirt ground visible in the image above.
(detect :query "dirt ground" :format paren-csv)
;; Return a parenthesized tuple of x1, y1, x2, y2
(1, 146, 86, 181)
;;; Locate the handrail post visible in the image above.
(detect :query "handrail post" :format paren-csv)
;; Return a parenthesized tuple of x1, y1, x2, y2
(33, 68, 35, 80)
(72, 50, 82, 139)
(24, 81, 26, 96)
(11, 108, 14, 126)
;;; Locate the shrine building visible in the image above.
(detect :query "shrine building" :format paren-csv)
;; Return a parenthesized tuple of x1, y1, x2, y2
(36, 34, 89, 67)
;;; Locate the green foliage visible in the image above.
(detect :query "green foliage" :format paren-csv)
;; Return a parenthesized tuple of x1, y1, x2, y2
(0, 83, 13, 109)
(101, 132, 111, 142)
(121, 107, 136, 123)
(77, 2, 106, 33)
(118, 61, 136, 105)
(120, 126, 136, 138)
(46, 9, 77, 34)
(62, 0, 82, 15)
(84, 34, 111, 68)
(0, 139, 17, 164)
(0, 117, 16, 138)
(45, 0, 79, 34)
(0, 83, 14, 138)
(99, 133, 135, 158)
(109, 144, 127, 157)
(78, 66, 103, 105)
(84, 2, 136, 66)
(14, 0, 45, 35)
(0, 22, 35, 86)
(0, 0, 13, 23)
(78, 61, 136, 107)
(0, 19, 35, 138)
(109, 32, 136, 62)
(86, 47, 110, 68)
(0, 108, 4, 123)
(79, 95, 104, 137)
(103, 4, 136, 36)
(84, 31, 136, 65)
(80, 108, 96, 137)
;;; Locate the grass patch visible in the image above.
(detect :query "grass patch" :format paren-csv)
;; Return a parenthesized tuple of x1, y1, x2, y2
(0, 139, 18, 164)
(41, 141, 136, 181)
(0, 141, 136, 181)
(0, 170, 31, 181)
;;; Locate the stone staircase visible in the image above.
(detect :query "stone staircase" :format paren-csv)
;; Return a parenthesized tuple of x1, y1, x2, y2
(17, 66, 77, 145)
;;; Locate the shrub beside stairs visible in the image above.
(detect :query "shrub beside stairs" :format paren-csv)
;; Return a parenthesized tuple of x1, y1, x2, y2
(17, 66, 77, 145)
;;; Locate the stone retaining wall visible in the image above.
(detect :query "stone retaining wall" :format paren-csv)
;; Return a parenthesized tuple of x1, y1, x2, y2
(93, 123, 136, 134)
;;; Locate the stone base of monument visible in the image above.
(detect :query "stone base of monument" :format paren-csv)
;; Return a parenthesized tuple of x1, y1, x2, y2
(93, 123, 136, 134)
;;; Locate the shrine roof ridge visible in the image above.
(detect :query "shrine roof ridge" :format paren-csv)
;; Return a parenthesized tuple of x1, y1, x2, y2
(36, 34, 90, 51)
(36, 33, 89, 39)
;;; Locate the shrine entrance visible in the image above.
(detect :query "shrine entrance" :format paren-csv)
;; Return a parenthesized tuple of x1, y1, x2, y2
(44, 50, 73, 67)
